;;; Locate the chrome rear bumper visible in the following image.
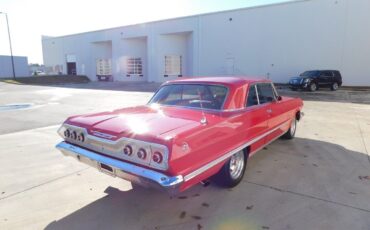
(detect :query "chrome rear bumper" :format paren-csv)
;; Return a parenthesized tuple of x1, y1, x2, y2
(56, 141, 183, 195)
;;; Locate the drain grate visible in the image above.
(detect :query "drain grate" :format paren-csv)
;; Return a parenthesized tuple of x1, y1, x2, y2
(0, 103, 34, 111)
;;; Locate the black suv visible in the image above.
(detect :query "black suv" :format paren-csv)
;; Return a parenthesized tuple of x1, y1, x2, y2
(289, 70, 342, 92)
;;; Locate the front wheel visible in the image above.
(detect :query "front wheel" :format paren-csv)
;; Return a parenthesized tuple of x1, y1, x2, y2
(283, 118, 297, 139)
(214, 150, 246, 188)
(309, 82, 317, 92)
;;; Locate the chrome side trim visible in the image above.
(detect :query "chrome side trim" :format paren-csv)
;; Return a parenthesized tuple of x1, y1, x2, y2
(183, 119, 291, 182)
(249, 128, 286, 156)
(56, 141, 183, 190)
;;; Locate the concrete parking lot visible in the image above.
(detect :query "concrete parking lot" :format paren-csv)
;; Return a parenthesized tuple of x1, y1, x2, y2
(0, 81, 369, 230)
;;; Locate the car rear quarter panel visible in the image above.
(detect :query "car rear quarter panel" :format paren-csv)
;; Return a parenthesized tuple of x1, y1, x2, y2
(282, 96, 303, 118)
(168, 95, 302, 192)
(168, 112, 247, 191)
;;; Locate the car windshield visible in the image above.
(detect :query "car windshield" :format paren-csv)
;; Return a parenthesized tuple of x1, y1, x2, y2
(149, 84, 228, 110)
(300, 71, 319, 77)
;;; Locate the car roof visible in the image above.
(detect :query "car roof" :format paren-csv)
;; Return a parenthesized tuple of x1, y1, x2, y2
(305, 70, 339, 72)
(163, 76, 270, 87)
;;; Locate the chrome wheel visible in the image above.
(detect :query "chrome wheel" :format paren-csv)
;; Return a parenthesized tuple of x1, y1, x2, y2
(283, 117, 297, 139)
(214, 149, 247, 187)
(229, 151, 245, 180)
(290, 118, 296, 136)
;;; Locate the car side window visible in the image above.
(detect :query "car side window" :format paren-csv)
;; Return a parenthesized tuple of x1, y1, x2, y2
(256, 83, 275, 104)
(246, 85, 259, 107)
(321, 71, 333, 77)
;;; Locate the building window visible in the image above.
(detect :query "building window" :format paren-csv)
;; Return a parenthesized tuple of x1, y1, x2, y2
(126, 57, 143, 77)
(164, 55, 182, 77)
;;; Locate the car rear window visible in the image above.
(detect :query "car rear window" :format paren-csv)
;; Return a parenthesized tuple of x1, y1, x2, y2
(333, 71, 341, 78)
(149, 84, 228, 110)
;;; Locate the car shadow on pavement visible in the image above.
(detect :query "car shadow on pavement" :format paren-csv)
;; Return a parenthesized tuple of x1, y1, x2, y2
(45, 138, 370, 230)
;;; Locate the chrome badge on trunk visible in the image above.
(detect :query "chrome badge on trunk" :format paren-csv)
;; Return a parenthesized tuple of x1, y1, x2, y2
(91, 131, 117, 140)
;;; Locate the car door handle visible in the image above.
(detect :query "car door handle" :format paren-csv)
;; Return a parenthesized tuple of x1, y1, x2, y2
(267, 109, 272, 113)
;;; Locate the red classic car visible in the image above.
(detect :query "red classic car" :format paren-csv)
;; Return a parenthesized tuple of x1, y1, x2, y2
(56, 77, 303, 195)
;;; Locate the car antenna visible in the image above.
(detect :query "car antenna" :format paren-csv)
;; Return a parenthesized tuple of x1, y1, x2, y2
(197, 88, 207, 125)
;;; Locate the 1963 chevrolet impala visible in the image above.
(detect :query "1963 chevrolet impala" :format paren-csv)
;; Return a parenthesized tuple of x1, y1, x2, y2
(56, 77, 303, 195)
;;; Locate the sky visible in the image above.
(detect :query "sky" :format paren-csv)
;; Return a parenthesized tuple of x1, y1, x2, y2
(0, 0, 293, 64)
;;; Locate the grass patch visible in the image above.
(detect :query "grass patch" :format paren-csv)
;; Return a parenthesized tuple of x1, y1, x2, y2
(0, 75, 90, 85)
(2, 79, 23, 84)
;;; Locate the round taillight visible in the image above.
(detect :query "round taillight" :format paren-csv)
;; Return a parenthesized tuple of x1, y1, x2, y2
(152, 152, 163, 164)
(77, 133, 85, 142)
(64, 129, 71, 138)
(123, 145, 133, 156)
(71, 131, 77, 140)
(137, 148, 147, 159)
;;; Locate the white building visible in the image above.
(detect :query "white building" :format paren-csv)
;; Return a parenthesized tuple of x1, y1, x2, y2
(0, 55, 29, 78)
(42, 0, 370, 86)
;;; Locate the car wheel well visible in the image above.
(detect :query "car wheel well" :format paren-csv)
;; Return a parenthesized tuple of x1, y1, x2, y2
(296, 111, 301, 121)
(242, 146, 251, 163)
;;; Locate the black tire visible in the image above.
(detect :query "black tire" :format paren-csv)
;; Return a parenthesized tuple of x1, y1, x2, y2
(309, 82, 317, 92)
(283, 118, 297, 139)
(214, 150, 247, 188)
(331, 82, 339, 91)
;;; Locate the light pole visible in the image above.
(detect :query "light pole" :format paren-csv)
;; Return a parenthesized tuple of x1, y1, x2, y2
(0, 12, 16, 79)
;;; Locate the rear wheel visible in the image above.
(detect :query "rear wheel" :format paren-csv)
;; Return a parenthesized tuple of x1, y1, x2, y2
(214, 150, 246, 188)
(331, 82, 339, 91)
(283, 118, 297, 139)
